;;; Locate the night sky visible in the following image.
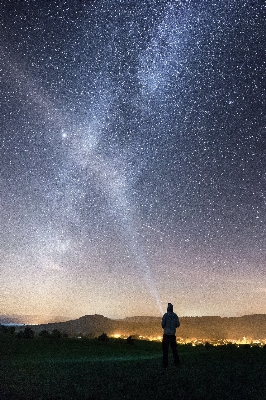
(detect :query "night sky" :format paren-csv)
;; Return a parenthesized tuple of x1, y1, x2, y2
(1, 0, 266, 320)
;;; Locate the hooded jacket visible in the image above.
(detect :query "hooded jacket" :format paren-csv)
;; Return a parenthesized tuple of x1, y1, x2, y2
(161, 306, 180, 335)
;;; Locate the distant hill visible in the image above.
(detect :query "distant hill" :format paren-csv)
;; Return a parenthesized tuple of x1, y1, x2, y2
(14, 314, 266, 340)
(0, 314, 71, 325)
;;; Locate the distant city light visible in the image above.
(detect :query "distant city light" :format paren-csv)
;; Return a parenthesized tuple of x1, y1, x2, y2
(113, 333, 121, 338)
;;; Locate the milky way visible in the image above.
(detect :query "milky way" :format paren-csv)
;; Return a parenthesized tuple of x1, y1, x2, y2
(1, 0, 266, 319)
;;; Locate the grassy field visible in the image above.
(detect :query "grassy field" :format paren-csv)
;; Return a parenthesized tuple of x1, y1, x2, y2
(1, 335, 266, 400)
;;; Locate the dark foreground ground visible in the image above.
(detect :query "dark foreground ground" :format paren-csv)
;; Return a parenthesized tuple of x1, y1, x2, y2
(1, 336, 266, 399)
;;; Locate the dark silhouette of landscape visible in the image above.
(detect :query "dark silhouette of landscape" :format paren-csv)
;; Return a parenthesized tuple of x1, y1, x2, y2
(1, 313, 266, 399)
(3, 313, 266, 341)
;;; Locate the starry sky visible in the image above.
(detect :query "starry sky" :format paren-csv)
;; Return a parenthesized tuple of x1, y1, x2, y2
(1, 0, 266, 321)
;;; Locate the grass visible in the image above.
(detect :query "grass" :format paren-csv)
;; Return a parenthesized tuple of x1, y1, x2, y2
(1, 336, 266, 399)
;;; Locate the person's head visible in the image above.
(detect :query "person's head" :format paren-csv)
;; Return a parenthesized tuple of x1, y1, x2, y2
(167, 303, 173, 312)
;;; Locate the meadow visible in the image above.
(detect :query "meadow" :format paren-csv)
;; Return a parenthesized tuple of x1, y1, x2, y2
(1, 333, 266, 400)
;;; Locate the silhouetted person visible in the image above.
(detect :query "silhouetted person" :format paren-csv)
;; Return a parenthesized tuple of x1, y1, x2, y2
(161, 303, 180, 368)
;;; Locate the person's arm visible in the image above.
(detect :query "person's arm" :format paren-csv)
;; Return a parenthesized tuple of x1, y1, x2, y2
(176, 315, 180, 328)
(162, 314, 166, 328)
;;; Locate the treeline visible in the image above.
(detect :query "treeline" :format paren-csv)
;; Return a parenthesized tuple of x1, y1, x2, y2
(0, 325, 68, 339)
(0, 325, 135, 343)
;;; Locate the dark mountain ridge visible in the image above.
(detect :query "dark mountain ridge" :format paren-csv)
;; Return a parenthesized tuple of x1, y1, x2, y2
(11, 314, 266, 340)
(0, 314, 70, 325)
